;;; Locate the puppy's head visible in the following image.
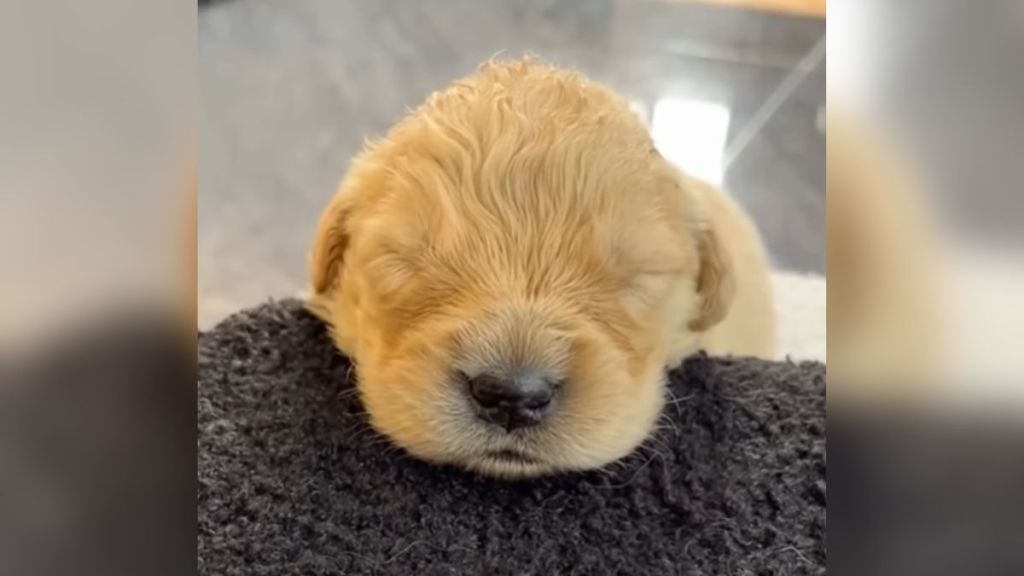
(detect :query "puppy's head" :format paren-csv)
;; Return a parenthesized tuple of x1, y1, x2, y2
(309, 60, 733, 477)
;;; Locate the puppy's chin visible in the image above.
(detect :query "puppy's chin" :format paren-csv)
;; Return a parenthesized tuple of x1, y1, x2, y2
(453, 420, 662, 479)
(392, 401, 665, 480)
(460, 449, 567, 480)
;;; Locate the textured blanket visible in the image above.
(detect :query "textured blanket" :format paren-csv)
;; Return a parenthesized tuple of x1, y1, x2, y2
(198, 300, 825, 575)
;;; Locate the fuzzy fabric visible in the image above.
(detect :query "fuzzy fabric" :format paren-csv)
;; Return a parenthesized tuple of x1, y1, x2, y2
(198, 300, 826, 575)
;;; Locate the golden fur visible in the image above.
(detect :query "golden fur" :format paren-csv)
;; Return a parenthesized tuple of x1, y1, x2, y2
(308, 59, 774, 477)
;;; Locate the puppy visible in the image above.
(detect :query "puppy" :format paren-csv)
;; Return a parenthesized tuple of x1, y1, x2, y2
(308, 59, 774, 477)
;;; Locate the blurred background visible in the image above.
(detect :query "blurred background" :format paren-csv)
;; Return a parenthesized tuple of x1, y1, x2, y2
(198, 0, 827, 329)
(832, 0, 1024, 248)
(0, 2, 192, 351)
(829, 0, 1024, 390)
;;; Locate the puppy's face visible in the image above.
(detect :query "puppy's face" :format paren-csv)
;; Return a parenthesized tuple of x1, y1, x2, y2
(309, 61, 732, 477)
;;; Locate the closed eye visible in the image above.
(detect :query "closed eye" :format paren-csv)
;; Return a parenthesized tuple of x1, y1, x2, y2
(623, 270, 680, 311)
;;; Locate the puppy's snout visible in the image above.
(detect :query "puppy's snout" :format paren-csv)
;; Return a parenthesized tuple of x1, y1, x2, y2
(467, 372, 555, 432)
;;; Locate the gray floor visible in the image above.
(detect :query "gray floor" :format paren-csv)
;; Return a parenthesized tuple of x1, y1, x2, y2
(199, 0, 825, 327)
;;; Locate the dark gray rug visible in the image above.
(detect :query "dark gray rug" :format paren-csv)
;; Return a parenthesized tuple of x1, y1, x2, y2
(198, 300, 826, 575)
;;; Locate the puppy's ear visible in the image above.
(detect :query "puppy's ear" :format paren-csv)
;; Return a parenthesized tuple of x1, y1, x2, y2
(310, 190, 353, 297)
(688, 225, 735, 331)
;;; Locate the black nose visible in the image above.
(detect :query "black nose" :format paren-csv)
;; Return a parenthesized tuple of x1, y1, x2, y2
(467, 372, 555, 431)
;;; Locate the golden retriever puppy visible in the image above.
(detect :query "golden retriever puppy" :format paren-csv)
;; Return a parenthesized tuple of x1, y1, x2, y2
(308, 59, 774, 477)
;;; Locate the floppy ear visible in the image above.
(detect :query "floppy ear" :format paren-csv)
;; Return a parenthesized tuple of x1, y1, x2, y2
(688, 225, 735, 331)
(309, 190, 353, 297)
